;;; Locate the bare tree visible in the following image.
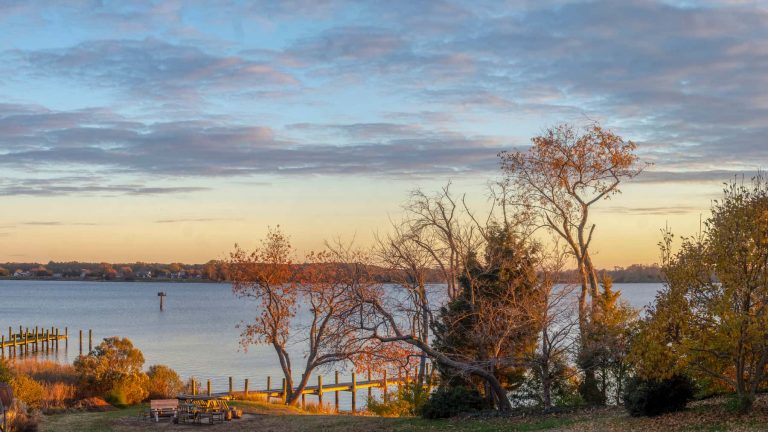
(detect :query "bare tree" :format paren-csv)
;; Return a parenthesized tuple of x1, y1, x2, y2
(529, 247, 580, 409)
(375, 221, 434, 386)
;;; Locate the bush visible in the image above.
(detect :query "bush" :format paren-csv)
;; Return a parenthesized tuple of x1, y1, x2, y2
(110, 373, 149, 407)
(0, 358, 12, 383)
(10, 374, 46, 410)
(147, 365, 183, 399)
(622, 375, 694, 417)
(367, 383, 429, 417)
(6, 400, 40, 432)
(420, 386, 484, 419)
(74, 336, 148, 404)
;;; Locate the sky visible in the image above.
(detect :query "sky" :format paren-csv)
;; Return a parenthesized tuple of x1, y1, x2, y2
(0, 0, 766, 267)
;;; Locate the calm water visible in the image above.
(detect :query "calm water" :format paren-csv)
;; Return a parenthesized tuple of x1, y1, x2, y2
(0, 280, 662, 408)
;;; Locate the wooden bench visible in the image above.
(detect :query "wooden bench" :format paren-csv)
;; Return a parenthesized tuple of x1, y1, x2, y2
(148, 399, 179, 422)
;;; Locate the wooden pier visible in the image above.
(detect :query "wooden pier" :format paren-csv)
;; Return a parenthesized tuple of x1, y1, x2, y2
(194, 367, 432, 414)
(0, 326, 93, 357)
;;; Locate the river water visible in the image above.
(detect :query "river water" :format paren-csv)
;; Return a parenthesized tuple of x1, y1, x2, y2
(0, 280, 662, 409)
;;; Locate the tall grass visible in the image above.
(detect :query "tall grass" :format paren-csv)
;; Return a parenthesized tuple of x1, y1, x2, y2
(9, 358, 79, 411)
(11, 358, 78, 384)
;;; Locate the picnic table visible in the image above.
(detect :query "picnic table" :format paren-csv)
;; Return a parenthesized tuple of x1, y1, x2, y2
(175, 395, 241, 425)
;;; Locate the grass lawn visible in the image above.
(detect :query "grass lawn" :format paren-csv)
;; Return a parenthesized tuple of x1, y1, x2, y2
(38, 395, 768, 432)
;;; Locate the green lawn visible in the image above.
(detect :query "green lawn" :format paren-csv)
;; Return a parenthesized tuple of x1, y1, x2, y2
(38, 396, 768, 432)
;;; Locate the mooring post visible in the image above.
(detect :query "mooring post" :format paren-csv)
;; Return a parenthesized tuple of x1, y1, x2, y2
(383, 369, 388, 398)
(65, 327, 68, 351)
(206, 379, 211, 396)
(318, 375, 323, 407)
(244, 378, 249, 396)
(24, 329, 29, 355)
(281, 378, 287, 404)
(34, 327, 38, 352)
(228, 376, 233, 395)
(334, 371, 340, 413)
(158, 291, 166, 311)
(367, 369, 372, 400)
(266, 376, 270, 400)
(88, 329, 92, 352)
(1, 335, 4, 358)
(351, 372, 357, 414)
(79, 330, 83, 355)
(191, 377, 197, 396)
(55, 328, 59, 351)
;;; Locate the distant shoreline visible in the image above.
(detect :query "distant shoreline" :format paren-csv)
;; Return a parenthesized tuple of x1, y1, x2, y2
(0, 276, 225, 283)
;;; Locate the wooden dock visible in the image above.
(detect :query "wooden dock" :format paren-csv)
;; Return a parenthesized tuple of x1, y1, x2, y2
(194, 367, 431, 413)
(0, 326, 94, 357)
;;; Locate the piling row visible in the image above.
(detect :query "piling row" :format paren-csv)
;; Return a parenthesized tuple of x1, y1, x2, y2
(196, 365, 435, 414)
(0, 326, 94, 358)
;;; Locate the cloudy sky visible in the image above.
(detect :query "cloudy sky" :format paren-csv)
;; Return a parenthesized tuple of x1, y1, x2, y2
(0, 0, 765, 266)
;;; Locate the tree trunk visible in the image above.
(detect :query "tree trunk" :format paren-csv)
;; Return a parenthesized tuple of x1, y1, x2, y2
(285, 372, 312, 406)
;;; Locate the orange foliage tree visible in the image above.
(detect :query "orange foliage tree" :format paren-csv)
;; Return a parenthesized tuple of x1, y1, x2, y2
(229, 228, 385, 406)
(499, 123, 645, 334)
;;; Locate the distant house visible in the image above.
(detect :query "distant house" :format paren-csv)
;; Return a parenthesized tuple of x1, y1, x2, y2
(80, 269, 91, 279)
(13, 269, 30, 278)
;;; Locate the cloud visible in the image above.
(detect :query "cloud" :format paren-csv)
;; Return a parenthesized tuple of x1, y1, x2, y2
(10, 38, 300, 102)
(632, 170, 763, 184)
(0, 173, 211, 197)
(1, 0, 767, 185)
(21, 221, 98, 226)
(155, 217, 243, 224)
(603, 206, 703, 216)
(0, 103, 505, 179)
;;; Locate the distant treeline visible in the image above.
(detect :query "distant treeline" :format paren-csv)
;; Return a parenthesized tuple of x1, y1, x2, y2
(559, 264, 663, 284)
(0, 261, 663, 283)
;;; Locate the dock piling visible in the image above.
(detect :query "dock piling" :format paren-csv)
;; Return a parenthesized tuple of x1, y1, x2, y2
(317, 375, 323, 407)
(351, 372, 357, 414)
(335, 371, 339, 413)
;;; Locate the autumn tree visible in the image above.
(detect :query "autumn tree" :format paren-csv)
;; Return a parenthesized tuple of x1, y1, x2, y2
(631, 175, 768, 412)
(499, 123, 645, 333)
(229, 228, 378, 406)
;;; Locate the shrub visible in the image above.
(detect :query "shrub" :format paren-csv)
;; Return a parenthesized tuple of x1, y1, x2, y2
(147, 365, 183, 399)
(10, 374, 46, 410)
(420, 386, 484, 419)
(6, 400, 40, 432)
(0, 358, 12, 383)
(622, 375, 694, 417)
(106, 373, 149, 407)
(74, 336, 148, 404)
(367, 383, 429, 417)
